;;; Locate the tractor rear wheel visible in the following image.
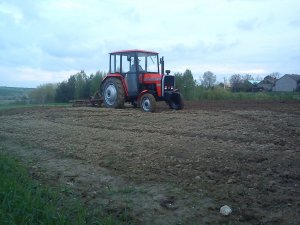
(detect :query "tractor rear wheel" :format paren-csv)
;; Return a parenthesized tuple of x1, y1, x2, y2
(102, 78, 125, 108)
(169, 92, 184, 110)
(140, 93, 156, 112)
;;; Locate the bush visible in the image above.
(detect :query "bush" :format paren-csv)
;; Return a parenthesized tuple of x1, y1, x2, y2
(194, 87, 295, 101)
(29, 83, 57, 104)
(197, 87, 231, 100)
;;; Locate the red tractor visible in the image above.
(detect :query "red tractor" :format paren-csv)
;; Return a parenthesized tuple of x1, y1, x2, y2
(100, 49, 184, 112)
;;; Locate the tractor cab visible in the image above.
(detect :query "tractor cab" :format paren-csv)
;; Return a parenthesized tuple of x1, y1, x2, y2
(109, 50, 160, 98)
(101, 49, 184, 112)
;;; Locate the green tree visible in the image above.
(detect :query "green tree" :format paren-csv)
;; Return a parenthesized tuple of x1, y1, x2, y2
(230, 74, 243, 92)
(67, 75, 76, 100)
(55, 82, 69, 102)
(90, 71, 105, 95)
(55, 70, 105, 102)
(202, 71, 216, 88)
(29, 83, 57, 104)
(55, 74, 76, 102)
(74, 70, 88, 99)
(174, 69, 197, 100)
(243, 74, 254, 81)
(182, 69, 196, 100)
(174, 72, 184, 92)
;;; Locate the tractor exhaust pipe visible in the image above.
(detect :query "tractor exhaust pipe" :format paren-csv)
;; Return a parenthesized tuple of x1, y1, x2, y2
(160, 56, 164, 75)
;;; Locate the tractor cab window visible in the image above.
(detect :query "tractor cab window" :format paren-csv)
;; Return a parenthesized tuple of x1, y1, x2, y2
(110, 52, 159, 74)
(137, 53, 158, 73)
(110, 54, 121, 73)
(125, 55, 144, 73)
(128, 57, 142, 73)
(137, 57, 146, 72)
(120, 53, 135, 74)
(121, 55, 129, 73)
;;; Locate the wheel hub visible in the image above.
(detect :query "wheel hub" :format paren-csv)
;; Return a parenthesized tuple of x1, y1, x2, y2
(104, 84, 117, 105)
(142, 98, 151, 112)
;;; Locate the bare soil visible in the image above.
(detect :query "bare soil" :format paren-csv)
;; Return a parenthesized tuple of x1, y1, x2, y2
(0, 100, 299, 225)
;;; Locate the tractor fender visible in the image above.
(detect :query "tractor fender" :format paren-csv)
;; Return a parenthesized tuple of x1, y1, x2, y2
(101, 74, 129, 97)
(137, 90, 149, 102)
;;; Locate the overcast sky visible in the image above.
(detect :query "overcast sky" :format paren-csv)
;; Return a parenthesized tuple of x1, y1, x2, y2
(0, 0, 299, 87)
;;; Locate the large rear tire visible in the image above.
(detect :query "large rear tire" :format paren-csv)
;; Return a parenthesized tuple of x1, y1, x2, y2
(169, 92, 184, 110)
(102, 77, 125, 108)
(140, 93, 156, 112)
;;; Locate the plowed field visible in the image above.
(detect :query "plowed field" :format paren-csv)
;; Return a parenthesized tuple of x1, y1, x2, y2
(0, 100, 299, 225)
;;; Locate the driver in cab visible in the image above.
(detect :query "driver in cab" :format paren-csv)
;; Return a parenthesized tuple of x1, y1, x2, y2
(130, 59, 144, 72)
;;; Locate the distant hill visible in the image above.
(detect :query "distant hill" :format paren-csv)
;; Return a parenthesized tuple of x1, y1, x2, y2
(0, 86, 35, 104)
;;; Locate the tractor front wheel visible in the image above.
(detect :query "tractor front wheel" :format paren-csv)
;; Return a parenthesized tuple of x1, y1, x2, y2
(140, 93, 156, 112)
(102, 78, 125, 108)
(168, 92, 184, 110)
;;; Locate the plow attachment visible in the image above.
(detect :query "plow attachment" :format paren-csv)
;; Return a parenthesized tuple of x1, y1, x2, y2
(71, 91, 103, 107)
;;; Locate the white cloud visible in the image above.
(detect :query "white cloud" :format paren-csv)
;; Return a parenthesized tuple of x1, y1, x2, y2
(16, 67, 74, 82)
(176, 63, 268, 78)
(0, 65, 78, 87)
(54, 1, 86, 10)
(0, 2, 23, 23)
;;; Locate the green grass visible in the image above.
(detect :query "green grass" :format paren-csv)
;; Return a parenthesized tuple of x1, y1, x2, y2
(0, 104, 36, 111)
(0, 152, 128, 225)
(196, 88, 296, 101)
(0, 152, 76, 224)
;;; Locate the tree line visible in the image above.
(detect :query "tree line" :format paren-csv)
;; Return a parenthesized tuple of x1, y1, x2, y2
(28, 69, 281, 103)
(174, 70, 281, 100)
(29, 71, 105, 104)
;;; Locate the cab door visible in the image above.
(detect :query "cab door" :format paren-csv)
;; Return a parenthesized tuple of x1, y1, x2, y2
(121, 54, 138, 98)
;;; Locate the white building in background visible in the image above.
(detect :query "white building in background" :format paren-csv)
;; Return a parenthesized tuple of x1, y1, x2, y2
(272, 74, 300, 92)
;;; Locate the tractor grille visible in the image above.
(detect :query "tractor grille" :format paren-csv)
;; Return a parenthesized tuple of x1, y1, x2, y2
(163, 75, 175, 91)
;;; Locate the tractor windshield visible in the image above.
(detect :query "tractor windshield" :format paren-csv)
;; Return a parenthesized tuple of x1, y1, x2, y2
(137, 53, 159, 73)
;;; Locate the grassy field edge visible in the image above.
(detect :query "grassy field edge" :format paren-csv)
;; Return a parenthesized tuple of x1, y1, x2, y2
(0, 149, 125, 225)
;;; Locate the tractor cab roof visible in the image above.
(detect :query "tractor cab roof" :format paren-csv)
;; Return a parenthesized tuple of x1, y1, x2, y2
(110, 49, 158, 54)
